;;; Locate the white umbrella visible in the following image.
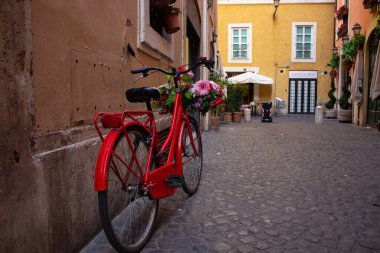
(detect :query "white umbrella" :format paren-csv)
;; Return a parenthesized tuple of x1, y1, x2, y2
(228, 72, 273, 85)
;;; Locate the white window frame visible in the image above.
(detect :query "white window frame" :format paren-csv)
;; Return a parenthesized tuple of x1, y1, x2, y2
(228, 23, 252, 64)
(291, 22, 317, 63)
(138, 0, 174, 61)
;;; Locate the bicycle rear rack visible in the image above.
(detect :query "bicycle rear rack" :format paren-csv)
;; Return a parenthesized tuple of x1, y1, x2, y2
(93, 110, 154, 141)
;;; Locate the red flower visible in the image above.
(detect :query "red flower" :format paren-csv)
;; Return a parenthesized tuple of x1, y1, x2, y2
(210, 98, 224, 106)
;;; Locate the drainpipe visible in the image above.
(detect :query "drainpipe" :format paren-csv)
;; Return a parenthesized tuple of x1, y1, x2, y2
(202, 0, 209, 131)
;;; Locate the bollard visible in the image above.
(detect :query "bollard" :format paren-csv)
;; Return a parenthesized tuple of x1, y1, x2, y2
(315, 105, 323, 124)
(244, 108, 251, 122)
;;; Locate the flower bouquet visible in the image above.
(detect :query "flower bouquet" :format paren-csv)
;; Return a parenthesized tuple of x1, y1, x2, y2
(153, 67, 224, 115)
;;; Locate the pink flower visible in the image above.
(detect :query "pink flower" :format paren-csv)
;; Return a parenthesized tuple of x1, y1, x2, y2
(194, 80, 210, 96)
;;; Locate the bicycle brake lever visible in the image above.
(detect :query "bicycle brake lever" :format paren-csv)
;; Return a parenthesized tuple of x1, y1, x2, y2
(134, 75, 144, 82)
(134, 72, 150, 82)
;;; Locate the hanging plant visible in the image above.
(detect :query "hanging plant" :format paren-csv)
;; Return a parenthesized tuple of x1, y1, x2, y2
(362, 0, 378, 9)
(162, 5, 181, 34)
(336, 5, 348, 20)
(338, 71, 352, 109)
(337, 24, 348, 38)
(342, 35, 365, 63)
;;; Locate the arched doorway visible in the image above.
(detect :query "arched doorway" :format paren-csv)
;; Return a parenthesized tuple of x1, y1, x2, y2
(366, 31, 380, 125)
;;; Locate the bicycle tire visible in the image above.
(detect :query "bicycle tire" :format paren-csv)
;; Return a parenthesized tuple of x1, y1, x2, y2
(180, 116, 203, 195)
(98, 125, 158, 253)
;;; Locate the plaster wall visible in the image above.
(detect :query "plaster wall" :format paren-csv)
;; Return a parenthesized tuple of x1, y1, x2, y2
(218, 2, 334, 109)
(0, 1, 49, 252)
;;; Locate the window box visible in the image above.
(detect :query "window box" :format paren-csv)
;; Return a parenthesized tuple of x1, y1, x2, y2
(362, 0, 379, 9)
(336, 5, 348, 20)
(337, 24, 348, 38)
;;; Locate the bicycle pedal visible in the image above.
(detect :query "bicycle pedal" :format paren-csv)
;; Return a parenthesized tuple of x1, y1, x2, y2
(165, 175, 184, 188)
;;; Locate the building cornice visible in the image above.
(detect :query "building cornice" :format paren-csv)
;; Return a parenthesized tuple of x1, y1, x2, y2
(218, 0, 334, 5)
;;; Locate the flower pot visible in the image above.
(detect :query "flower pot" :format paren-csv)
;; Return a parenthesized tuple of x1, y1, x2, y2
(163, 13, 180, 34)
(233, 112, 243, 123)
(326, 109, 337, 119)
(330, 70, 337, 79)
(336, 8, 348, 20)
(337, 27, 348, 38)
(210, 116, 221, 130)
(224, 112, 233, 122)
(338, 109, 352, 123)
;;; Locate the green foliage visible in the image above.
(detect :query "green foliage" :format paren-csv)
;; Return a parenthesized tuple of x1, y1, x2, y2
(338, 71, 352, 109)
(226, 86, 243, 112)
(374, 18, 380, 39)
(209, 72, 230, 90)
(325, 78, 337, 109)
(327, 54, 340, 69)
(342, 35, 365, 62)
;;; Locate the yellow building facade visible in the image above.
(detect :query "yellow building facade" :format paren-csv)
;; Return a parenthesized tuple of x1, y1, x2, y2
(218, 0, 335, 114)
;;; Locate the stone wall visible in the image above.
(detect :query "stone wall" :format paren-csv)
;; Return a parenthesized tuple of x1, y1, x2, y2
(0, 1, 49, 252)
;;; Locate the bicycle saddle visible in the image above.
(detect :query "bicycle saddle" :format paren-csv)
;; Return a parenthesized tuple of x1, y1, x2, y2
(125, 87, 160, 103)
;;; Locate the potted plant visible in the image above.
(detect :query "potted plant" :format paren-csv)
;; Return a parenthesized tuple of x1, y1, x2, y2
(325, 70, 338, 118)
(363, 0, 378, 9)
(226, 86, 243, 123)
(162, 5, 181, 34)
(337, 24, 348, 38)
(336, 4, 348, 20)
(210, 106, 221, 130)
(325, 55, 339, 118)
(338, 71, 352, 122)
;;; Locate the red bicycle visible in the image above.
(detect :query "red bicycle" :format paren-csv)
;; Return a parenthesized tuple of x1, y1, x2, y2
(93, 54, 214, 252)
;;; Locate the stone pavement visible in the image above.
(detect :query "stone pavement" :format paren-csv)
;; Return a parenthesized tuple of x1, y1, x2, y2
(81, 115, 380, 253)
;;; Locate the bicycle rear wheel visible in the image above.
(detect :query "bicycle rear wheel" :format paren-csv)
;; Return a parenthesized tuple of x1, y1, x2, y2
(181, 116, 203, 195)
(98, 125, 158, 253)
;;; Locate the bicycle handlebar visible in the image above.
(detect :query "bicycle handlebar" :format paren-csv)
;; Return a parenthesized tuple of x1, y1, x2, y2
(130, 57, 215, 77)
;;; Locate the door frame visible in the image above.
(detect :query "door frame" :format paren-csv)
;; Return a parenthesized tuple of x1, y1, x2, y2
(288, 78, 318, 114)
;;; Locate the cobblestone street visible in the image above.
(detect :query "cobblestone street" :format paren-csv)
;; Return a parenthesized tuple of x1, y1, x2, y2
(82, 115, 380, 253)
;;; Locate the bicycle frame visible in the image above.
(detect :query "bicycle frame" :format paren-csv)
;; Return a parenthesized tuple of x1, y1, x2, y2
(94, 79, 199, 200)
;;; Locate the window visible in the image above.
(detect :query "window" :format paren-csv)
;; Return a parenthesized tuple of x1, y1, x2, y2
(228, 23, 252, 63)
(296, 26, 312, 58)
(138, 0, 174, 61)
(232, 28, 248, 59)
(291, 22, 317, 63)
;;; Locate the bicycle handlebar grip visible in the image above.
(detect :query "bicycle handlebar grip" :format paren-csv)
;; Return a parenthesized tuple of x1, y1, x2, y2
(204, 59, 215, 69)
(131, 68, 146, 74)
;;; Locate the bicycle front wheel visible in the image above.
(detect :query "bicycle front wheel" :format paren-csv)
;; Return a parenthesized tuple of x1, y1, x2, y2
(181, 116, 203, 195)
(98, 125, 158, 253)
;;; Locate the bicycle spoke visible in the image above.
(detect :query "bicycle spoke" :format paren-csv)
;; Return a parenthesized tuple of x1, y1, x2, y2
(99, 126, 158, 252)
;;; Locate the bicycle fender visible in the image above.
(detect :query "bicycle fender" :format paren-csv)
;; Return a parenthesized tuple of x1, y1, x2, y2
(94, 121, 148, 191)
(94, 128, 121, 191)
